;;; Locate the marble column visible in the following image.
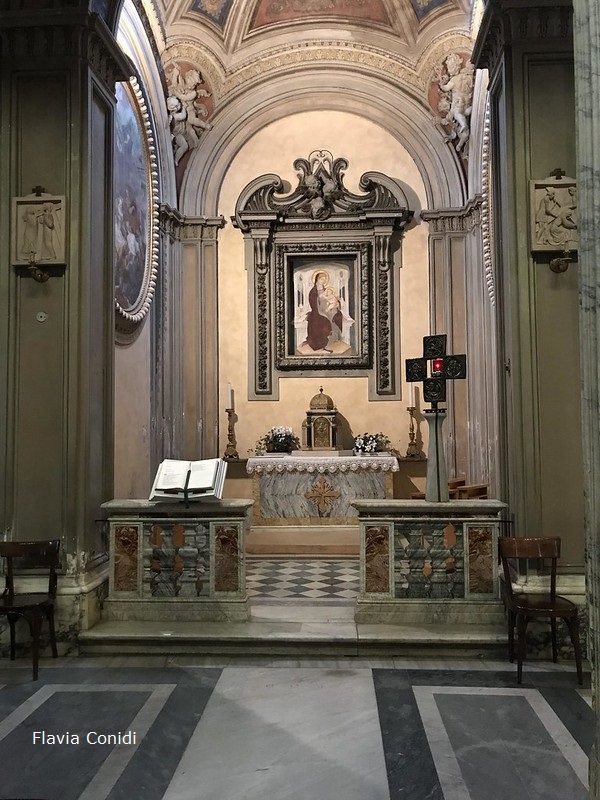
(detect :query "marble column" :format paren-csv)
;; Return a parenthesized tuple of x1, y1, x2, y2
(572, 2, 600, 795)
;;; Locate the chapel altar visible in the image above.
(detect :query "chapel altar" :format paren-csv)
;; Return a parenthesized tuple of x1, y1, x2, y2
(246, 452, 398, 526)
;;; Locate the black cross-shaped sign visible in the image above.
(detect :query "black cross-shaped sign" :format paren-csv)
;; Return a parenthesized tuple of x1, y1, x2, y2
(405, 335, 466, 406)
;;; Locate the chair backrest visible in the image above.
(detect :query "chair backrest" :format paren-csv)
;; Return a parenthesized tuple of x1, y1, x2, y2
(0, 540, 60, 598)
(498, 536, 560, 600)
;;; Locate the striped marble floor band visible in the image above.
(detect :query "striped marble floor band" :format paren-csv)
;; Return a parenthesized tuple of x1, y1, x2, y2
(0, 663, 591, 800)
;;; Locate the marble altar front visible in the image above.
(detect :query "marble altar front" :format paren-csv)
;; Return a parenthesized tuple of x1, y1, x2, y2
(246, 453, 398, 525)
(102, 499, 253, 622)
(352, 499, 507, 625)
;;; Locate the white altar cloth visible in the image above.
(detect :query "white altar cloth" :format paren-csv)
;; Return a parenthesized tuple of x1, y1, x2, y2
(246, 454, 399, 475)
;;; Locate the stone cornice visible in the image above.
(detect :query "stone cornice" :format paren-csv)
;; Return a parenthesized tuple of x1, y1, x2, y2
(472, 1, 573, 74)
(180, 216, 226, 241)
(0, 10, 132, 87)
(421, 196, 483, 233)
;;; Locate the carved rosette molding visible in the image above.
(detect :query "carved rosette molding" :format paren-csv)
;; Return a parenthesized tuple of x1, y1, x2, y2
(233, 152, 413, 400)
(0, 12, 131, 89)
(163, 33, 472, 103)
(421, 197, 482, 234)
(473, 3, 572, 75)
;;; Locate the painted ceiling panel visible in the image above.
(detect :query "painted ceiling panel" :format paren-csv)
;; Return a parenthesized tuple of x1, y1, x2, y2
(409, 0, 449, 21)
(189, 0, 234, 27)
(249, 0, 391, 30)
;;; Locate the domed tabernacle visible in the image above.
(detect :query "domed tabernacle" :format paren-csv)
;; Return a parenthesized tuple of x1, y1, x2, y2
(303, 387, 338, 450)
(309, 386, 335, 411)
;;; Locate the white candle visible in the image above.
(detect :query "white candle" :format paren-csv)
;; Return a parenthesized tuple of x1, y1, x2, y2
(408, 383, 414, 407)
(227, 383, 234, 410)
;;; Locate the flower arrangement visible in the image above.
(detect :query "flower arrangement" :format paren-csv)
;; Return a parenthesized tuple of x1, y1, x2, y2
(353, 432, 391, 454)
(255, 426, 300, 455)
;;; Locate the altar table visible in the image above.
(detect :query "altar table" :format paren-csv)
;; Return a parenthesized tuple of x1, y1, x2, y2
(246, 453, 398, 525)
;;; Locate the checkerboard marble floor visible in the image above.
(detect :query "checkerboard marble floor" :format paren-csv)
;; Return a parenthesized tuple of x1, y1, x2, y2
(245, 557, 360, 600)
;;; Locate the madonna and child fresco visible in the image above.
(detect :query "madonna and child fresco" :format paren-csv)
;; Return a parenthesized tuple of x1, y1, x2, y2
(293, 263, 355, 356)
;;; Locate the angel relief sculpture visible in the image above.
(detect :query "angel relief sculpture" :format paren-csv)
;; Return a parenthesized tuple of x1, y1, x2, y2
(433, 52, 475, 154)
(166, 64, 212, 165)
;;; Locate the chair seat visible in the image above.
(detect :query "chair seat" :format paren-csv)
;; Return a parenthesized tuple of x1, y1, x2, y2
(510, 592, 577, 617)
(1, 593, 54, 611)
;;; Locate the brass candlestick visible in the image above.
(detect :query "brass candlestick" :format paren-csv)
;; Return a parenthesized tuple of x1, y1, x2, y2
(223, 408, 239, 460)
(405, 406, 421, 458)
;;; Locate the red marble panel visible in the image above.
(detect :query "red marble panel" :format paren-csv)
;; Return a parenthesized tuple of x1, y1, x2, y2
(113, 525, 139, 592)
(365, 525, 389, 593)
(468, 526, 494, 593)
(214, 525, 240, 593)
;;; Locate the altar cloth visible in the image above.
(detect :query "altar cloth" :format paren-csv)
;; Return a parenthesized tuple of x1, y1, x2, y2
(246, 453, 399, 475)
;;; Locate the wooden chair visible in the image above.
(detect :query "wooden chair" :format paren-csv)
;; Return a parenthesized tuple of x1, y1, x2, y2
(0, 540, 60, 680)
(498, 536, 582, 684)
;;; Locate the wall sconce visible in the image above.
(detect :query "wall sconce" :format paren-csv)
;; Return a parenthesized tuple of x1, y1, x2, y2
(27, 253, 50, 283)
(549, 250, 576, 273)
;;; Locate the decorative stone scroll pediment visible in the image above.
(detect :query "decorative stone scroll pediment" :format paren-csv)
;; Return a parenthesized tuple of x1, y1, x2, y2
(232, 151, 416, 402)
(233, 149, 413, 230)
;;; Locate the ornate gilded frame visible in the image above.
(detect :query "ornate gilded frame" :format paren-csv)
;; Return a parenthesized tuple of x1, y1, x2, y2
(113, 77, 159, 334)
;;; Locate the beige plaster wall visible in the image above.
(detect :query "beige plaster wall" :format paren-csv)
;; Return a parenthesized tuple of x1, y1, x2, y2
(217, 110, 430, 457)
(114, 323, 152, 497)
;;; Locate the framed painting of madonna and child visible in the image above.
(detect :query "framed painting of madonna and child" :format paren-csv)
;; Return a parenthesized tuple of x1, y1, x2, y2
(274, 242, 371, 371)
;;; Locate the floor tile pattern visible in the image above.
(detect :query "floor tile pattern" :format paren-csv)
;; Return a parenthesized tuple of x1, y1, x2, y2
(245, 557, 360, 599)
(0, 661, 591, 800)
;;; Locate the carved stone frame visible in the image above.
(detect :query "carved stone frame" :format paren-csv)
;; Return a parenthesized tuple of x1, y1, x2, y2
(275, 241, 371, 371)
(232, 152, 414, 400)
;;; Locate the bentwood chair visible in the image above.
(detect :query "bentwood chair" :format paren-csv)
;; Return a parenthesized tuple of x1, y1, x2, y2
(498, 536, 582, 684)
(0, 540, 60, 680)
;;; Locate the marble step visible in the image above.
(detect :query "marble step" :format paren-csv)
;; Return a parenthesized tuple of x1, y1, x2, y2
(246, 525, 359, 555)
(78, 613, 508, 658)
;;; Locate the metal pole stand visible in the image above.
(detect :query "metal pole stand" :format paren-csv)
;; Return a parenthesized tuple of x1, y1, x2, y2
(424, 407, 449, 501)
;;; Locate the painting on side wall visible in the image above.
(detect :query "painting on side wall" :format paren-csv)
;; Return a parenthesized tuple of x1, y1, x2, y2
(114, 78, 159, 334)
(275, 242, 371, 371)
(11, 193, 65, 266)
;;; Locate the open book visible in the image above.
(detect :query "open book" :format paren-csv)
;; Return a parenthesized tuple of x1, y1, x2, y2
(149, 458, 228, 502)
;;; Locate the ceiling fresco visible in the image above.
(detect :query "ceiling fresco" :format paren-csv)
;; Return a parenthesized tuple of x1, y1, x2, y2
(189, 0, 234, 26)
(184, 0, 455, 31)
(249, 0, 390, 30)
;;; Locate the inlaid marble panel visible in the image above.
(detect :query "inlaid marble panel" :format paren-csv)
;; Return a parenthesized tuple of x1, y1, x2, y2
(364, 525, 391, 594)
(466, 525, 495, 594)
(142, 522, 210, 598)
(113, 524, 140, 593)
(393, 521, 464, 599)
(214, 525, 240, 593)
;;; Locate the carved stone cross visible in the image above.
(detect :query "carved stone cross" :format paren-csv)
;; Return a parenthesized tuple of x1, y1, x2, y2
(549, 167, 566, 180)
(405, 335, 467, 408)
(304, 476, 341, 516)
